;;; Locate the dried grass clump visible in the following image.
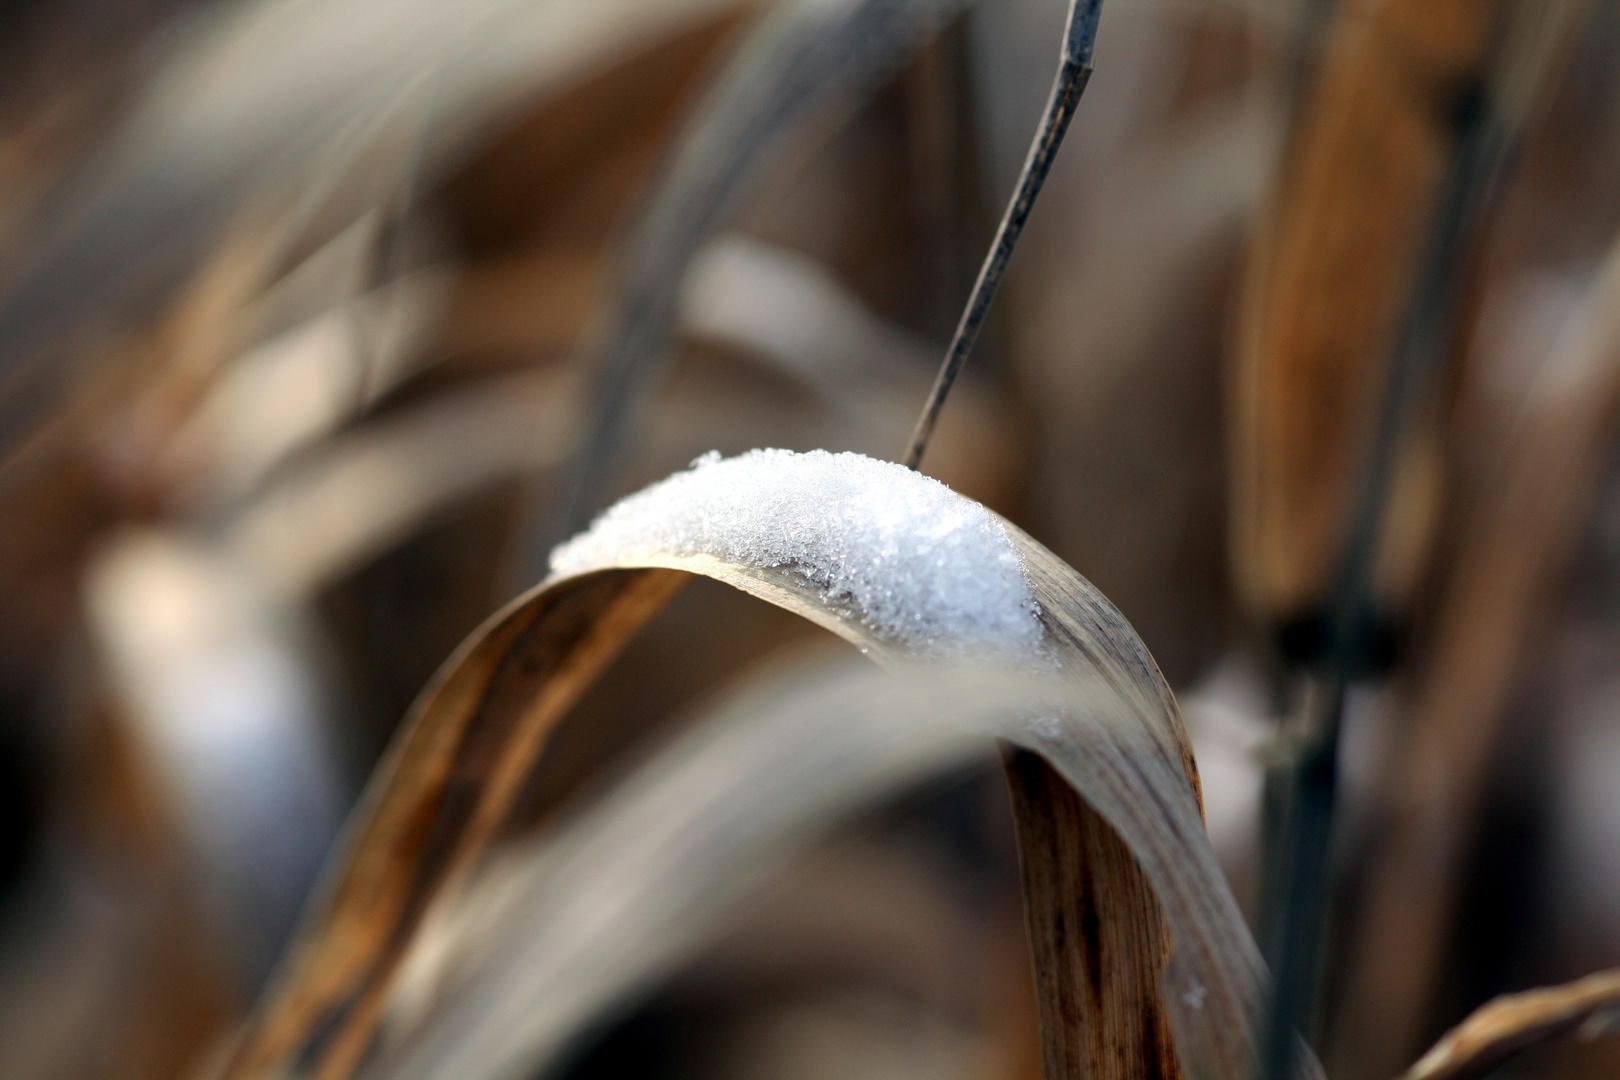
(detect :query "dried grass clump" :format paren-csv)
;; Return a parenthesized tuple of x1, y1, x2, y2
(5, 1, 1620, 1080)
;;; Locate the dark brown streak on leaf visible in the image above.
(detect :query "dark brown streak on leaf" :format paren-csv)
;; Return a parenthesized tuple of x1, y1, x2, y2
(1005, 749, 1180, 1080)
(1000, 516, 1194, 1080)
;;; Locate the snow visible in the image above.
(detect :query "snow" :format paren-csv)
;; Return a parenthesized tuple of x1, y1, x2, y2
(549, 449, 1043, 658)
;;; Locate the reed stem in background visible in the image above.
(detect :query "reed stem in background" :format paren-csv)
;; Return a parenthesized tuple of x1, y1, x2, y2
(902, 0, 1102, 471)
(1259, 83, 1507, 1080)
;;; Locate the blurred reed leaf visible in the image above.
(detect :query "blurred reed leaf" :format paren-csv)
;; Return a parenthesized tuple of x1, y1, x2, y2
(1232, 0, 1592, 632)
(214, 246, 1009, 606)
(539, 0, 973, 561)
(84, 530, 346, 987)
(1230, 0, 1502, 628)
(1232, 7, 1598, 1078)
(362, 661, 1197, 1080)
(0, 0, 757, 471)
(220, 369, 579, 601)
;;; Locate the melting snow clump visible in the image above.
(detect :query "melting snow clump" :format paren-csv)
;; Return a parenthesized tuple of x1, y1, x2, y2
(550, 449, 1042, 658)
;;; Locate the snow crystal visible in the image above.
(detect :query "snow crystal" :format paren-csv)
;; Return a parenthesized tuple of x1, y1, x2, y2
(549, 449, 1043, 658)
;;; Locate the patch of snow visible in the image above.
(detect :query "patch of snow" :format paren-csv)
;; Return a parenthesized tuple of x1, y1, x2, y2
(550, 449, 1042, 658)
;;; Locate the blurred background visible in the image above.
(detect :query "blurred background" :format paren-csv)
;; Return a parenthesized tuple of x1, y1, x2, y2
(1, 0, 1620, 1077)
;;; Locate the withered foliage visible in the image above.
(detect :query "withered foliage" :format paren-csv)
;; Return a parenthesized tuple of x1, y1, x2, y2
(3, 3, 1620, 1080)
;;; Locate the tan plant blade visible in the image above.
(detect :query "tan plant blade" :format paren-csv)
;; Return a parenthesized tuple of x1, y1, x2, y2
(1398, 968, 1620, 1080)
(220, 449, 1309, 1080)
(357, 661, 1193, 1080)
(216, 299, 1006, 604)
(162, 263, 452, 515)
(682, 234, 952, 407)
(1231, 0, 1594, 628)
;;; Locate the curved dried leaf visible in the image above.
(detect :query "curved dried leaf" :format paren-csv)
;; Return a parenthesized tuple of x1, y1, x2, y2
(221, 370, 578, 600)
(1399, 967, 1620, 1080)
(225, 450, 1305, 1080)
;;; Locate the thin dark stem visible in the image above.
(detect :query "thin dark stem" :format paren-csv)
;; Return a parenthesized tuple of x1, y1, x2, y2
(1260, 680, 1343, 1080)
(902, 0, 1102, 470)
(1260, 85, 1506, 1080)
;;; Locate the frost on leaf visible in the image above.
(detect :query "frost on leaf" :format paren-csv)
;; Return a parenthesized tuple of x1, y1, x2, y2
(550, 449, 1042, 658)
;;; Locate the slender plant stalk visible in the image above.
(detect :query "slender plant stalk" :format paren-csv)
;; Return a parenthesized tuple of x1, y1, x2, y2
(902, 0, 1103, 471)
(1259, 85, 1507, 1080)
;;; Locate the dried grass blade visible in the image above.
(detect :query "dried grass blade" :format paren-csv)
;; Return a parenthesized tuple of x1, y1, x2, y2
(1398, 968, 1620, 1080)
(221, 450, 1306, 1080)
